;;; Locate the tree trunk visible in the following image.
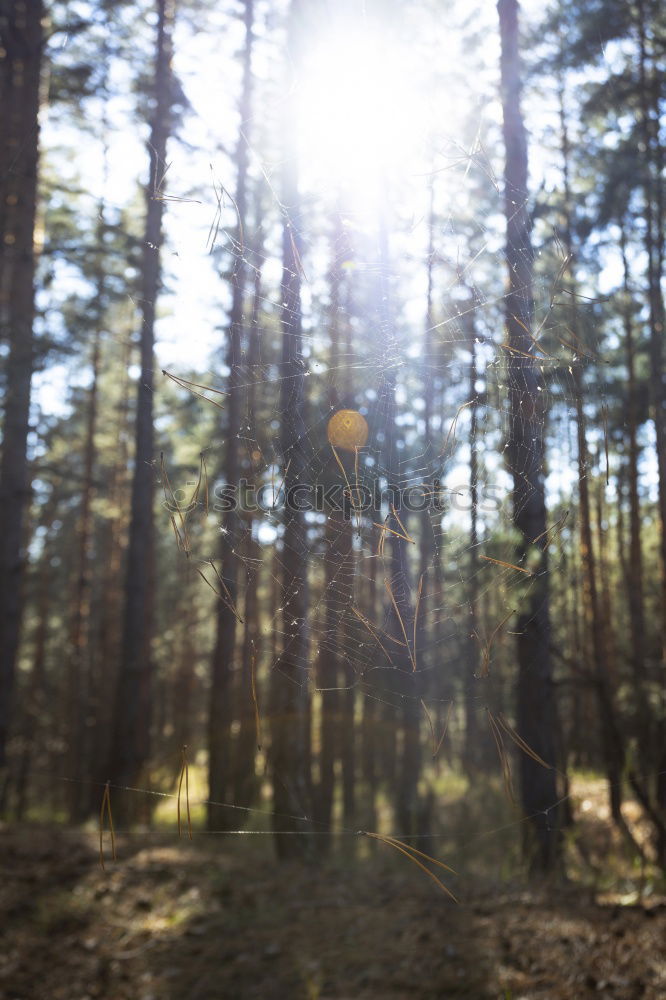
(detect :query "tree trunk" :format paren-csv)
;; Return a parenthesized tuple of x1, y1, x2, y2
(620, 225, 650, 765)
(361, 522, 379, 838)
(208, 0, 254, 831)
(13, 494, 57, 818)
(636, 0, 666, 858)
(67, 322, 101, 821)
(497, 0, 560, 871)
(637, 0, 666, 659)
(317, 209, 357, 842)
(108, 0, 174, 814)
(87, 328, 132, 814)
(559, 86, 643, 853)
(232, 526, 261, 810)
(418, 177, 435, 719)
(271, 0, 311, 857)
(232, 221, 264, 814)
(0, 0, 43, 774)
(462, 296, 481, 775)
(378, 206, 421, 836)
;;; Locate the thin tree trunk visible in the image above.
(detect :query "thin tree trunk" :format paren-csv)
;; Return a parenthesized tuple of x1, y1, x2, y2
(171, 569, 197, 761)
(463, 297, 481, 775)
(232, 526, 261, 809)
(208, 0, 254, 831)
(13, 494, 57, 818)
(559, 86, 643, 851)
(620, 226, 650, 748)
(316, 215, 345, 839)
(361, 523, 379, 838)
(108, 0, 174, 814)
(67, 322, 101, 821)
(595, 478, 617, 693)
(67, 33, 112, 822)
(418, 177, 435, 714)
(271, 0, 311, 857)
(615, 467, 629, 595)
(0, 0, 43, 773)
(232, 222, 264, 813)
(87, 328, 132, 814)
(497, 0, 560, 871)
(636, 0, 666, 858)
(317, 508, 339, 837)
(378, 205, 420, 836)
(338, 264, 356, 836)
(637, 0, 666, 658)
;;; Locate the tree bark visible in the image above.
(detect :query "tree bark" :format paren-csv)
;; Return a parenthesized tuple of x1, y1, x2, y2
(12, 492, 57, 818)
(0, 0, 43, 773)
(360, 523, 379, 838)
(619, 225, 652, 776)
(378, 206, 421, 836)
(637, 0, 666, 658)
(636, 0, 666, 858)
(497, 0, 560, 871)
(67, 319, 101, 821)
(208, 0, 254, 831)
(232, 220, 264, 814)
(87, 328, 131, 814)
(108, 0, 174, 812)
(271, 0, 312, 857)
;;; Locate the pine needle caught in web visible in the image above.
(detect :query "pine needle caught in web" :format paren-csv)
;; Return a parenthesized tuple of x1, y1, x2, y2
(384, 577, 417, 671)
(473, 608, 515, 678)
(413, 572, 424, 670)
(421, 698, 453, 759)
(363, 831, 458, 902)
(557, 322, 605, 363)
(160, 452, 190, 555)
(390, 505, 414, 545)
(196, 559, 244, 623)
(177, 745, 193, 840)
(162, 369, 228, 409)
(481, 554, 532, 576)
(531, 509, 569, 547)
(495, 713, 553, 770)
(350, 605, 398, 669)
(439, 399, 474, 458)
(486, 709, 515, 803)
(99, 780, 116, 871)
(330, 443, 363, 534)
(498, 341, 540, 361)
(199, 451, 209, 518)
(511, 312, 554, 359)
(270, 459, 291, 510)
(374, 518, 413, 552)
(207, 164, 244, 255)
(250, 643, 262, 752)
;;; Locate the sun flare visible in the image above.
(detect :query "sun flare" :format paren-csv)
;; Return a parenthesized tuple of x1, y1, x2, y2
(297, 27, 431, 201)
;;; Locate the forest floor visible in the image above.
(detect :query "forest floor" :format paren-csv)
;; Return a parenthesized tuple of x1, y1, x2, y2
(1, 780, 666, 1000)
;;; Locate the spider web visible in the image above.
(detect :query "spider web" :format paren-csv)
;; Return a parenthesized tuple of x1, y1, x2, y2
(27, 0, 630, 894)
(150, 108, 603, 883)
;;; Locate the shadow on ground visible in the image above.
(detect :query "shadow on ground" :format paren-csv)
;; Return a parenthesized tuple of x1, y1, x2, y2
(0, 828, 664, 999)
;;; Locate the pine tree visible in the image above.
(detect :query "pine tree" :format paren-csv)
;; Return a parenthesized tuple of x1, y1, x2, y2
(0, 0, 44, 775)
(270, 0, 312, 857)
(208, 0, 255, 832)
(497, 0, 560, 871)
(108, 0, 176, 809)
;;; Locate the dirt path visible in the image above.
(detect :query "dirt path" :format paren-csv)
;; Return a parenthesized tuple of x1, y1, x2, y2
(0, 828, 664, 999)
